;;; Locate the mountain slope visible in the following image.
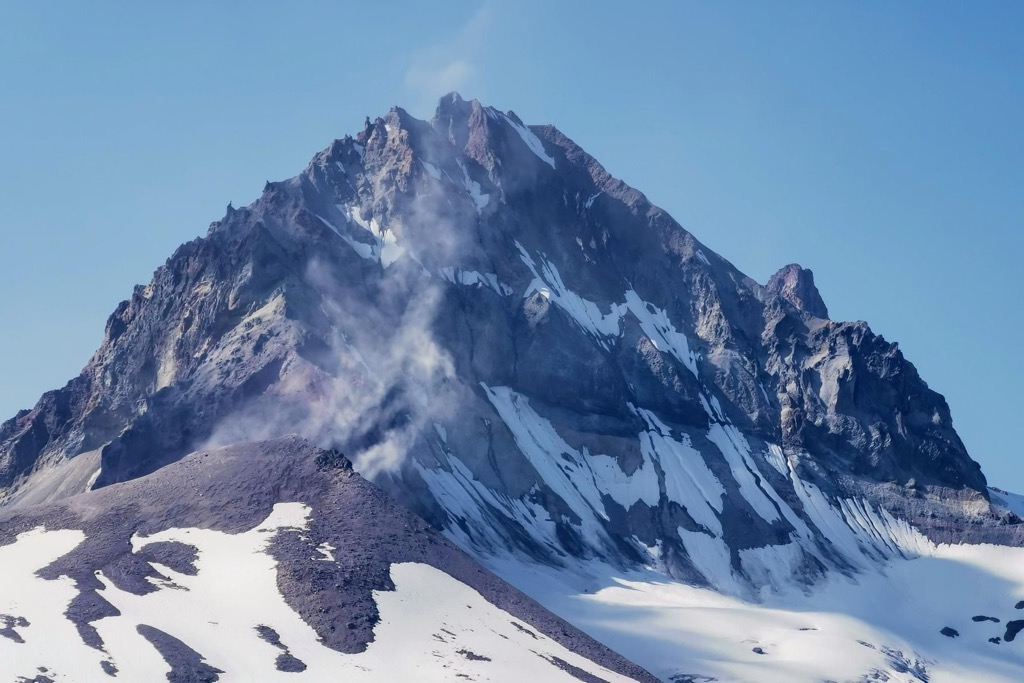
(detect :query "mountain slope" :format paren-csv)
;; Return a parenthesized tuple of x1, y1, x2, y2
(0, 435, 656, 682)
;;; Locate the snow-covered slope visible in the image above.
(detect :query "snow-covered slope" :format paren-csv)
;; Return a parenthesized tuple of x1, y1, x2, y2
(495, 536, 1024, 683)
(0, 437, 657, 682)
(0, 509, 635, 682)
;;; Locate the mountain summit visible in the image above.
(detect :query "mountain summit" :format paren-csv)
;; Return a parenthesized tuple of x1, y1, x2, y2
(765, 263, 829, 319)
(1, 95, 1022, 681)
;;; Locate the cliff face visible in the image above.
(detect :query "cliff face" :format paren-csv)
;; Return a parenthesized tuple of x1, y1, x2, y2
(0, 94, 1007, 596)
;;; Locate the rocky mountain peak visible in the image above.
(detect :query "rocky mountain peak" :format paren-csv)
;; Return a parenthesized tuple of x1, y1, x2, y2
(0, 96, 1013, 607)
(766, 262, 830, 319)
(432, 91, 478, 148)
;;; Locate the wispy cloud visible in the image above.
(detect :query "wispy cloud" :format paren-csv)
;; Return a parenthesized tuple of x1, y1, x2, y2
(404, 4, 492, 114)
(200, 167, 475, 481)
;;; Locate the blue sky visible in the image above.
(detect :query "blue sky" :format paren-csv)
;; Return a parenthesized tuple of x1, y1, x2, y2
(1, 2, 1021, 487)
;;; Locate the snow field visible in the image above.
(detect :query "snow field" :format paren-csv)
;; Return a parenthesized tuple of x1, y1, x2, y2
(0, 504, 641, 682)
(494, 540, 1024, 683)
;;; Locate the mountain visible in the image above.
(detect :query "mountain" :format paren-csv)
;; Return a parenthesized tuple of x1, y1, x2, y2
(2, 93, 1023, 681)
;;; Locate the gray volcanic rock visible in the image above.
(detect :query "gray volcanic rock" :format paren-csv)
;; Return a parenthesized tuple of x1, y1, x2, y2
(0, 436, 658, 683)
(0, 93, 1014, 599)
(136, 625, 225, 682)
(766, 263, 829, 319)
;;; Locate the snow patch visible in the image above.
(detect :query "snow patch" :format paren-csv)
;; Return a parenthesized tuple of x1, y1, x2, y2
(623, 290, 699, 377)
(677, 527, 740, 595)
(633, 407, 724, 536)
(706, 423, 780, 524)
(345, 205, 405, 267)
(710, 396, 726, 422)
(483, 386, 611, 538)
(458, 160, 489, 212)
(515, 244, 701, 374)
(0, 527, 113, 679)
(425, 386, 667, 558)
(502, 114, 556, 168)
(314, 542, 336, 562)
(421, 160, 442, 180)
(314, 214, 375, 260)
(415, 449, 562, 557)
(764, 444, 788, 476)
(517, 242, 624, 345)
(433, 422, 448, 444)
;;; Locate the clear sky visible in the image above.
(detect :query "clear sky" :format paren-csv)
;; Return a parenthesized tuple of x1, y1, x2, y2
(1, 3, 1021, 487)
